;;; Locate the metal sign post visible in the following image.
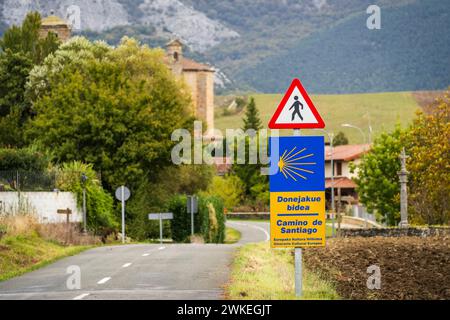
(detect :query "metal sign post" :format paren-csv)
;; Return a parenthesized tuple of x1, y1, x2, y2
(191, 197, 194, 236)
(115, 186, 131, 244)
(295, 247, 302, 296)
(187, 196, 198, 236)
(160, 212, 163, 244)
(293, 129, 303, 298)
(148, 213, 174, 244)
(81, 173, 88, 234)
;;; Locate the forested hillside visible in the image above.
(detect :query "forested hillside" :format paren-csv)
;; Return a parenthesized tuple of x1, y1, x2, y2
(230, 0, 450, 93)
(0, 0, 448, 93)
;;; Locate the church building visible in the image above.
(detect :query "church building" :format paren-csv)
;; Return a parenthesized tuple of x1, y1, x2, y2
(39, 11, 72, 42)
(165, 39, 215, 134)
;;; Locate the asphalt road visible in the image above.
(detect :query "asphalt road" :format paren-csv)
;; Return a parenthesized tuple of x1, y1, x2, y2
(0, 221, 269, 300)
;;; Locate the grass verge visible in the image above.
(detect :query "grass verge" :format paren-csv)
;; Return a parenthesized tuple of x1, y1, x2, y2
(226, 242, 339, 300)
(0, 233, 92, 282)
(225, 227, 242, 244)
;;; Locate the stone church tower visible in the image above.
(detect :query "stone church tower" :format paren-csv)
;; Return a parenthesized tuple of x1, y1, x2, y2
(165, 39, 215, 135)
(39, 11, 71, 42)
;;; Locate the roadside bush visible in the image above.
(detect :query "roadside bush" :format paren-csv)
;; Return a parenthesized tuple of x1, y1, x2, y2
(55, 161, 118, 233)
(127, 165, 213, 241)
(168, 195, 190, 242)
(169, 194, 225, 243)
(198, 196, 225, 244)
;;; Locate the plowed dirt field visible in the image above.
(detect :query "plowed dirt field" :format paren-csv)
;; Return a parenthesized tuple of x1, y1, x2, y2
(304, 236, 450, 300)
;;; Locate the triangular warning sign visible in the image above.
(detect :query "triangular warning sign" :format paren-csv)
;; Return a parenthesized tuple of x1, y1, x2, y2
(268, 78, 325, 129)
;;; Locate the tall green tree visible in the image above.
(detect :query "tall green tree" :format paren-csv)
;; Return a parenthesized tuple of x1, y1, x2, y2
(232, 97, 268, 207)
(406, 93, 449, 225)
(334, 131, 349, 146)
(242, 97, 262, 131)
(0, 51, 33, 146)
(351, 125, 405, 225)
(0, 12, 60, 65)
(352, 90, 450, 226)
(26, 37, 193, 191)
(0, 12, 60, 147)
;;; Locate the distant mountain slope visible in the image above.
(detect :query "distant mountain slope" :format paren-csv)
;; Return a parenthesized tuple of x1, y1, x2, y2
(0, 0, 239, 53)
(230, 0, 450, 93)
(0, 0, 448, 93)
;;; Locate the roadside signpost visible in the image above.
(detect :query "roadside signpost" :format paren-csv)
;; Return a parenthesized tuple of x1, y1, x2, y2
(187, 196, 198, 236)
(57, 208, 73, 244)
(268, 78, 326, 297)
(148, 213, 174, 244)
(57, 208, 73, 224)
(115, 186, 131, 244)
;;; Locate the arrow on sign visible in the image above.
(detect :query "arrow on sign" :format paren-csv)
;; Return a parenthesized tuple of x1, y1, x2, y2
(268, 78, 325, 129)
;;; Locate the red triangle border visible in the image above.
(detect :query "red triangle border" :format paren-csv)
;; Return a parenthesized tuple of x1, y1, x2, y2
(268, 78, 325, 129)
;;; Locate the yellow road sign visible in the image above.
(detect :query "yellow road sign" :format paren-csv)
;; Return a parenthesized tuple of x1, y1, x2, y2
(270, 191, 325, 248)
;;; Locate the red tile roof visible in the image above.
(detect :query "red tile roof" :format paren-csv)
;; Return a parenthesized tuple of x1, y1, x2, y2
(325, 144, 370, 161)
(180, 57, 214, 72)
(325, 177, 357, 189)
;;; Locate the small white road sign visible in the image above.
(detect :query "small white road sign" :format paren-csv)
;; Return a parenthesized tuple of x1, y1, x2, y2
(115, 186, 131, 202)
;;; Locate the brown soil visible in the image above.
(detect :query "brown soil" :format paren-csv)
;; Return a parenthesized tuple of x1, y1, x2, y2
(303, 236, 450, 300)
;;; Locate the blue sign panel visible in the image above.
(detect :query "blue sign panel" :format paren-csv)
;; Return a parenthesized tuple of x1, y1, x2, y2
(269, 136, 325, 192)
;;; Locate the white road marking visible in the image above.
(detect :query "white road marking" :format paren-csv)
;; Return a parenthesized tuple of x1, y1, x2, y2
(158, 246, 166, 250)
(97, 277, 111, 284)
(142, 253, 150, 257)
(122, 263, 132, 268)
(228, 221, 270, 241)
(73, 293, 90, 300)
(252, 225, 270, 241)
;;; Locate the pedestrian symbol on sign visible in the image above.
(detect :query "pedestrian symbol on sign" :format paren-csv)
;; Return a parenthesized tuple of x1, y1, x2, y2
(290, 96, 304, 121)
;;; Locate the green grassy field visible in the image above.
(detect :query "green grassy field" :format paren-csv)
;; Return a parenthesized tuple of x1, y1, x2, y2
(215, 92, 421, 144)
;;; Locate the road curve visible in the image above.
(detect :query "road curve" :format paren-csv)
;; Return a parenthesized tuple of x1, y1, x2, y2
(0, 221, 269, 300)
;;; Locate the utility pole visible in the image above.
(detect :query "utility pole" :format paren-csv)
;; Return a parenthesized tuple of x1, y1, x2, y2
(398, 148, 409, 228)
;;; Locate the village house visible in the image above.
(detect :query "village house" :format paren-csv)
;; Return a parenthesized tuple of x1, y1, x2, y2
(325, 144, 370, 210)
(39, 14, 215, 134)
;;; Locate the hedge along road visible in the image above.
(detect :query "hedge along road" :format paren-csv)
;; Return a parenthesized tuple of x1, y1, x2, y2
(0, 221, 269, 300)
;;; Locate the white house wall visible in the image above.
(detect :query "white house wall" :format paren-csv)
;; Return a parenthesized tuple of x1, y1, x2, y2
(325, 159, 361, 179)
(0, 192, 82, 223)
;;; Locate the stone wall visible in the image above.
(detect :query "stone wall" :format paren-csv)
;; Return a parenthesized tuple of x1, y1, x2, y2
(39, 25, 71, 42)
(340, 227, 450, 238)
